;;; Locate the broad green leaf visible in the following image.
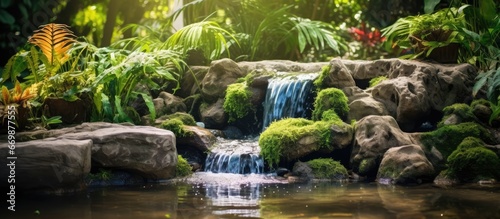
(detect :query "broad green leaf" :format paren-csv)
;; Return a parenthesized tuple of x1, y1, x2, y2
(424, 0, 441, 14)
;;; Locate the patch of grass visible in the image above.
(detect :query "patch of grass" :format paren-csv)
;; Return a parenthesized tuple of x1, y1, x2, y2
(306, 158, 348, 179)
(176, 155, 192, 177)
(420, 122, 493, 159)
(312, 87, 349, 121)
(223, 82, 254, 122)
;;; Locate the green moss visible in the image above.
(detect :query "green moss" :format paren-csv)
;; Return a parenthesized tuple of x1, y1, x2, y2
(160, 119, 191, 137)
(223, 82, 254, 122)
(358, 158, 376, 175)
(259, 118, 341, 168)
(470, 99, 490, 109)
(438, 103, 476, 127)
(420, 122, 493, 159)
(369, 76, 387, 87)
(447, 137, 500, 182)
(306, 158, 348, 179)
(176, 155, 192, 177)
(313, 65, 331, 90)
(320, 109, 343, 123)
(312, 88, 349, 121)
(165, 112, 196, 126)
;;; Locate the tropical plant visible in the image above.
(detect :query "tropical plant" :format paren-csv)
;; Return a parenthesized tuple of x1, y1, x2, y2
(91, 48, 186, 123)
(381, 7, 468, 61)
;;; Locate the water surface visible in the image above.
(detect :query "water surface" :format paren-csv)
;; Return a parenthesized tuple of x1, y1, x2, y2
(5, 173, 500, 219)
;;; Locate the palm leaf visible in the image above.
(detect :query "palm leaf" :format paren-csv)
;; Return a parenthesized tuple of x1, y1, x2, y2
(28, 23, 76, 65)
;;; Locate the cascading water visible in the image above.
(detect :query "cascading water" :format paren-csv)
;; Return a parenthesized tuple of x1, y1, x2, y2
(204, 138, 264, 174)
(261, 73, 317, 130)
(204, 73, 316, 175)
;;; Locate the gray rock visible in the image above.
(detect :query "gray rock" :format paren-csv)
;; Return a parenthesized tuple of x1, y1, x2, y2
(351, 115, 415, 177)
(153, 91, 187, 117)
(377, 144, 435, 185)
(199, 98, 227, 129)
(0, 138, 92, 192)
(201, 58, 245, 103)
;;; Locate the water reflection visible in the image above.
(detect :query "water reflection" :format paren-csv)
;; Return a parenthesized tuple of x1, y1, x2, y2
(4, 174, 500, 219)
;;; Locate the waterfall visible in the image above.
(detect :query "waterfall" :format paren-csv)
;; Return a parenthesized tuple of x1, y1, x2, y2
(204, 138, 264, 174)
(262, 73, 317, 130)
(204, 153, 264, 174)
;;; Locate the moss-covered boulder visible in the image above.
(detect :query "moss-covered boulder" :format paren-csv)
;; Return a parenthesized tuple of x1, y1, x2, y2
(176, 155, 193, 177)
(292, 159, 348, 180)
(259, 117, 351, 168)
(438, 103, 477, 127)
(446, 137, 500, 182)
(312, 88, 349, 121)
(377, 144, 435, 185)
(419, 122, 493, 160)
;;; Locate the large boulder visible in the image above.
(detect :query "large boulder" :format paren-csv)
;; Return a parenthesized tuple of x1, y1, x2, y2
(177, 125, 216, 153)
(238, 60, 328, 73)
(377, 144, 436, 185)
(317, 59, 356, 89)
(61, 125, 177, 179)
(201, 58, 245, 103)
(0, 138, 92, 192)
(351, 115, 415, 177)
(177, 66, 209, 98)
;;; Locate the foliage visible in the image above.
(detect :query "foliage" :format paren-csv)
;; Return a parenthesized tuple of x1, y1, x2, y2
(28, 24, 76, 66)
(347, 22, 387, 60)
(420, 122, 493, 159)
(0, 81, 35, 106)
(223, 82, 253, 123)
(175, 0, 347, 61)
(176, 155, 192, 177)
(164, 112, 196, 126)
(306, 158, 348, 179)
(312, 88, 349, 121)
(447, 137, 500, 182)
(91, 48, 185, 124)
(369, 76, 388, 87)
(165, 20, 237, 62)
(87, 168, 112, 181)
(381, 7, 467, 60)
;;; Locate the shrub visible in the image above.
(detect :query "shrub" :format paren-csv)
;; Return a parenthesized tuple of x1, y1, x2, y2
(306, 158, 348, 179)
(223, 82, 254, 122)
(312, 88, 349, 121)
(176, 155, 192, 177)
(447, 137, 500, 182)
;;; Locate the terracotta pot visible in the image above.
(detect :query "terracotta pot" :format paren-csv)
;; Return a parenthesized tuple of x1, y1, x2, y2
(44, 96, 91, 124)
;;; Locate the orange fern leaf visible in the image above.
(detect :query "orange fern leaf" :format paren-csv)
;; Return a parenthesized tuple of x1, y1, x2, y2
(1, 86, 10, 105)
(28, 23, 76, 65)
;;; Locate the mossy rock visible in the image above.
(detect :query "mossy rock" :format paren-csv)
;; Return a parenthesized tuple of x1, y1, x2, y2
(160, 119, 191, 138)
(313, 65, 331, 90)
(164, 112, 197, 126)
(437, 103, 476, 127)
(259, 118, 342, 168)
(176, 155, 192, 177)
(420, 122, 493, 159)
(312, 88, 349, 121)
(446, 137, 500, 182)
(306, 158, 348, 179)
(223, 82, 254, 122)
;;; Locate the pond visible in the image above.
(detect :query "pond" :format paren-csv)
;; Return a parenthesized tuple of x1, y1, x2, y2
(6, 172, 500, 219)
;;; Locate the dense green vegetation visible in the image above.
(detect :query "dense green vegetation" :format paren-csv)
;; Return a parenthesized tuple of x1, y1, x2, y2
(306, 158, 348, 179)
(223, 82, 253, 122)
(312, 88, 349, 121)
(176, 155, 192, 177)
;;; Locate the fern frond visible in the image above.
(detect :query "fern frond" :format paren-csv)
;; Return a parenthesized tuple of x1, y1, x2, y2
(28, 23, 76, 65)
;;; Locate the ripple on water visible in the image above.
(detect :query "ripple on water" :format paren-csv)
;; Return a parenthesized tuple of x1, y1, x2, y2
(174, 172, 288, 185)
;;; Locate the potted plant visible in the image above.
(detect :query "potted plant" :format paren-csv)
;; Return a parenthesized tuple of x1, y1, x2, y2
(382, 7, 468, 63)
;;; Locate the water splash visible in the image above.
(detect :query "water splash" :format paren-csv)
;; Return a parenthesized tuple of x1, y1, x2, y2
(204, 138, 264, 174)
(262, 73, 317, 130)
